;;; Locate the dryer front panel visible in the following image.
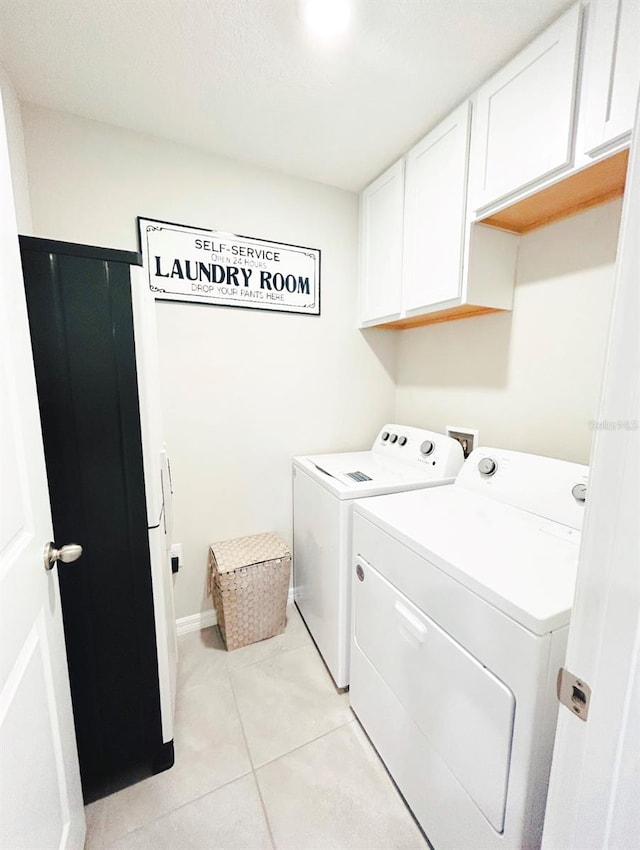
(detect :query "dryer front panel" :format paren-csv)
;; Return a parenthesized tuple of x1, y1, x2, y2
(353, 555, 515, 833)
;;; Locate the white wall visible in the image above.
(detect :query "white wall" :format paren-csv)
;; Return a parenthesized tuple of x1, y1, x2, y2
(22, 104, 397, 619)
(395, 200, 622, 464)
(20, 102, 621, 621)
(0, 65, 31, 232)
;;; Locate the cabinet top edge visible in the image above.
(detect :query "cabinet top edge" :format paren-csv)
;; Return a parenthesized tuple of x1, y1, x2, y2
(18, 235, 143, 267)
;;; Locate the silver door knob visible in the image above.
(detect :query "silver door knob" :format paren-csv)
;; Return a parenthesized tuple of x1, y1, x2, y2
(43, 542, 83, 571)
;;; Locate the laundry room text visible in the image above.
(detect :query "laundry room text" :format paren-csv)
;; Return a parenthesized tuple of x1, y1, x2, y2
(138, 217, 320, 315)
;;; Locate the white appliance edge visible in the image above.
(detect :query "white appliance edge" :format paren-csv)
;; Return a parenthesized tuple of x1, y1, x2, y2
(131, 265, 178, 744)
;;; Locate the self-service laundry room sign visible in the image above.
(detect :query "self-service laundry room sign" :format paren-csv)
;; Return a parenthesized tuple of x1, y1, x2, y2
(138, 217, 320, 315)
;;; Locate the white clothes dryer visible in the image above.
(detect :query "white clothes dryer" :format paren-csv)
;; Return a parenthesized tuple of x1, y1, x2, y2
(350, 447, 588, 850)
(293, 424, 464, 689)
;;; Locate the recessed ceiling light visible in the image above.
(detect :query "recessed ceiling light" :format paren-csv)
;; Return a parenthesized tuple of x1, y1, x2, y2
(301, 0, 351, 39)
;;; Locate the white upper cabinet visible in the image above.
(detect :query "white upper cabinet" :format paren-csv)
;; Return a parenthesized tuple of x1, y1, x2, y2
(358, 102, 518, 329)
(358, 159, 404, 326)
(357, 0, 637, 330)
(580, 0, 640, 157)
(402, 101, 471, 313)
(471, 3, 583, 212)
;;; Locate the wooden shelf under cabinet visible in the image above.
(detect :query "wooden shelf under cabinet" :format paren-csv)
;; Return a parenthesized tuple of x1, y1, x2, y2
(371, 149, 628, 331)
(378, 303, 506, 329)
(479, 149, 629, 235)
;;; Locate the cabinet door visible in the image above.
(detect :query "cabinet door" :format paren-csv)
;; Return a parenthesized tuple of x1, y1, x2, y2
(582, 0, 640, 156)
(358, 159, 404, 326)
(402, 101, 471, 313)
(472, 3, 582, 211)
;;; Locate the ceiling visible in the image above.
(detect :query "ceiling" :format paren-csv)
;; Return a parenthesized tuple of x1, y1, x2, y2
(0, 0, 575, 192)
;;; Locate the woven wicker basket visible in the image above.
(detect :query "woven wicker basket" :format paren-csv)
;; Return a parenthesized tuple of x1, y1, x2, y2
(208, 532, 291, 651)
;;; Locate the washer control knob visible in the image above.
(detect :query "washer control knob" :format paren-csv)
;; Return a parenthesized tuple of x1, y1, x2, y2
(420, 440, 434, 456)
(389, 434, 398, 444)
(398, 436, 407, 446)
(381, 431, 389, 441)
(572, 483, 587, 503)
(478, 457, 497, 477)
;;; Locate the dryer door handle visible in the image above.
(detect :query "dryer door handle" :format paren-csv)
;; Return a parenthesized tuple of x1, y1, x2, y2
(395, 601, 426, 646)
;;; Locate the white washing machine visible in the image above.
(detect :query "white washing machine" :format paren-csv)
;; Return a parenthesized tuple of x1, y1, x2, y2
(293, 424, 464, 689)
(350, 447, 588, 850)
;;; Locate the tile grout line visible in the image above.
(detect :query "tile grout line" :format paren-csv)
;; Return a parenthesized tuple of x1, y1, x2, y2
(223, 623, 313, 675)
(251, 712, 356, 772)
(225, 616, 355, 770)
(228, 664, 278, 850)
(99, 617, 339, 849)
(98, 755, 256, 846)
(224, 614, 349, 850)
(98, 659, 253, 846)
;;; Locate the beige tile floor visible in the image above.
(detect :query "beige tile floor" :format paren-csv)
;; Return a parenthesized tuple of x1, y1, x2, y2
(84, 606, 429, 850)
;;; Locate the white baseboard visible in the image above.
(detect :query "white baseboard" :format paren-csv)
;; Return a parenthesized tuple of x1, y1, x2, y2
(175, 609, 217, 636)
(176, 588, 295, 636)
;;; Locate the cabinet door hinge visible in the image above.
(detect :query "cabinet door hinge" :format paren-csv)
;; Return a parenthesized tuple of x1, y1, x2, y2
(557, 667, 591, 721)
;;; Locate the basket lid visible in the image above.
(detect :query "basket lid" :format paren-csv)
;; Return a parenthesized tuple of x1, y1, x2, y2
(209, 532, 290, 573)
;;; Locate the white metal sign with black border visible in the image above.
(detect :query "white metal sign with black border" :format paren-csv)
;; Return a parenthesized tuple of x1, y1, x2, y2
(137, 217, 321, 316)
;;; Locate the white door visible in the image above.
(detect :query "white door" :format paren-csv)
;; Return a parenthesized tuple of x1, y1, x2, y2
(542, 99, 640, 849)
(358, 158, 404, 327)
(472, 2, 582, 211)
(0, 97, 85, 848)
(402, 100, 470, 312)
(581, 0, 640, 157)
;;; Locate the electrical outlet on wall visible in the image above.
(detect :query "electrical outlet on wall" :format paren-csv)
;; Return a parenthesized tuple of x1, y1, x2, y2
(170, 543, 182, 573)
(446, 426, 479, 460)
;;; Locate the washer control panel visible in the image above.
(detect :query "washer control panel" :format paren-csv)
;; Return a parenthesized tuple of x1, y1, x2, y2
(374, 424, 464, 479)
